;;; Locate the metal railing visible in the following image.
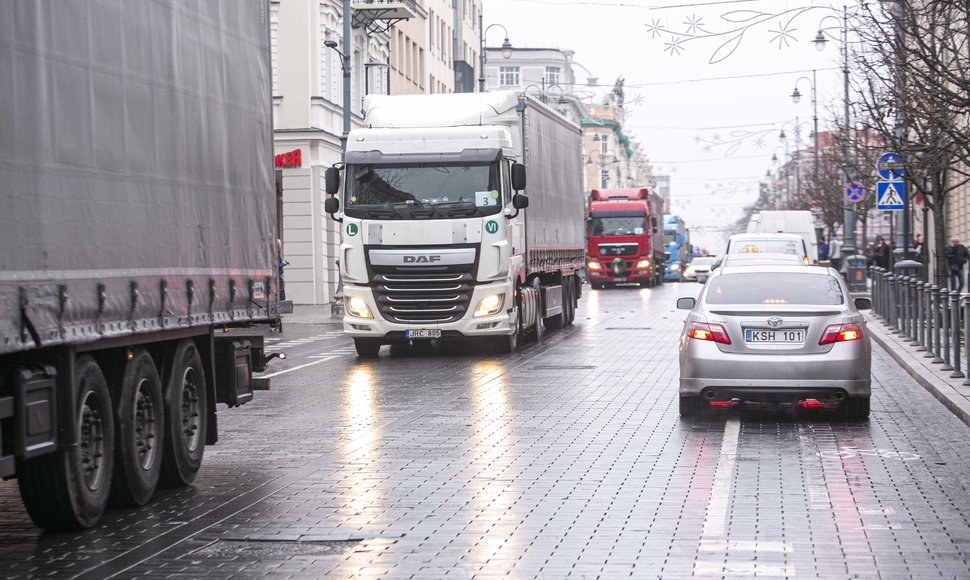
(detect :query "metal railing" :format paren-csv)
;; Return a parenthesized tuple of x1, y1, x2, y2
(870, 266, 970, 383)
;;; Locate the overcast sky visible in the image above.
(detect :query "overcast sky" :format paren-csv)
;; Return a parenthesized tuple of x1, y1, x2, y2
(484, 0, 852, 253)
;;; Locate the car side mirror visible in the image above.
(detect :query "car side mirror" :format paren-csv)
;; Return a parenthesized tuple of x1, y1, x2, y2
(676, 297, 696, 310)
(511, 162, 526, 191)
(512, 193, 529, 210)
(854, 297, 872, 310)
(325, 166, 341, 195)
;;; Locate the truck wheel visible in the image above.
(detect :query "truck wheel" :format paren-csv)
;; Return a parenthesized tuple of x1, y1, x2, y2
(110, 348, 164, 506)
(565, 278, 577, 326)
(17, 356, 115, 531)
(161, 340, 207, 487)
(524, 281, 545, 343)
(354, 338, 382, 357)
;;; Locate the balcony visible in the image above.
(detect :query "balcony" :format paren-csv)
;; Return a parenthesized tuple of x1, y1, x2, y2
(351, 0, 417, 33)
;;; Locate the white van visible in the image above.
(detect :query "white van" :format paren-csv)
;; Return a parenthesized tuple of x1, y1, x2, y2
(748, 210, 819, 264)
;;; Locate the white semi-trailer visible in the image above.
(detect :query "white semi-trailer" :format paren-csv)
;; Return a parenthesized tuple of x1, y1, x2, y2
(325, 92, 586, 356)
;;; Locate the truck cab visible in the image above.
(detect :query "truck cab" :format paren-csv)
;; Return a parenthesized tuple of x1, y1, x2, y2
(587, 188, 664, 288)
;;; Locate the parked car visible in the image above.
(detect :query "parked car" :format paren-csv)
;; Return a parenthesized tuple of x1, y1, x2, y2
(718, 253, 806, 268)
(684, 256, 717, 282)
(676, 264, 872, 419)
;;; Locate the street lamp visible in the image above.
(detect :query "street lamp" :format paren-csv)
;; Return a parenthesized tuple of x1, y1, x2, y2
(815, 5, 856, 255)
(324, 37, 351, 155)
(778, 119, 809, 208)
(791, 70, 819, 216)
(478, 20, 512, 92)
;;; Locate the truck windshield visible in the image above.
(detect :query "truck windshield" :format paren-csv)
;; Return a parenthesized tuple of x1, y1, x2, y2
(344, 162, 502, 219)
(590, 215, 646, 237)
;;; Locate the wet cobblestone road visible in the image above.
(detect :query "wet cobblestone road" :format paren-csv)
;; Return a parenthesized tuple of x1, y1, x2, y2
(2, 283, 970, 578)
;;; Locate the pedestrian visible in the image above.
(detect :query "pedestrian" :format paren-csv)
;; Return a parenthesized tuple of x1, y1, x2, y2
(912, 233, 924, 262)
(829, 235, 843, 273)
(819, 236, 830, 262)
(945, 236, 969, 292)
(872, 236, 891, 270)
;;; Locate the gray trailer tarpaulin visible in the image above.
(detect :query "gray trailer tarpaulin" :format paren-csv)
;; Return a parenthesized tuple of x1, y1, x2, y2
(0, 1, 276, 355)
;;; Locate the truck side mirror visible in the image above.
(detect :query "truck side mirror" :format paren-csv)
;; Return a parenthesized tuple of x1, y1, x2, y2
(511, 163, 526, 191)
(324, 196, 340, 215)
(512, 193, 529, 210)
(325, 166, 341, 195)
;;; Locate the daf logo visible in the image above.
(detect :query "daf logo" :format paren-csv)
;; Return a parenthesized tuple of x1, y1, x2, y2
(403, 255, 442, 264)
(767, 316, 783, 328)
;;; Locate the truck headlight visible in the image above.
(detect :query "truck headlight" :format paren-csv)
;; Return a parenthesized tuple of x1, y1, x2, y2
(346, 296, 373, 319)
(474, 294, 505, 317)
(637, 260, 652, 270)
(588, 261, 602, 271)
(669, 263, 680, 271)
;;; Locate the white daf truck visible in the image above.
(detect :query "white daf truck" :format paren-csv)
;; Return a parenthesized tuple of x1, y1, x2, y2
(324, 92, 586, 356)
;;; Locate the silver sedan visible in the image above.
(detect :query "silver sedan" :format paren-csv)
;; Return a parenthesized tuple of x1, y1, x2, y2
(676, 265, 872, 419)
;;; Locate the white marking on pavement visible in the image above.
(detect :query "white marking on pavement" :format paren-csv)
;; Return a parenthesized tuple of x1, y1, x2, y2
(699, 540, 793, 554)
(257, 355, 340, 378)
(694, 562, 796, 576)
(702, 416, 740, 539)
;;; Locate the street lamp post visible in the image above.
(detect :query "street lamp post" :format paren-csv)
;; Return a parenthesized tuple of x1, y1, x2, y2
(791, 70, 819, 215)
(815, 5, 855, 255)
(478, 19, 512, 92)
(324, 33, 351, 156)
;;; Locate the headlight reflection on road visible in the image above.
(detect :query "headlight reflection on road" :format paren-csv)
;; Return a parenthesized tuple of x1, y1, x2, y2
(468, 361, 517, 562)
(339, 367, 381, 532)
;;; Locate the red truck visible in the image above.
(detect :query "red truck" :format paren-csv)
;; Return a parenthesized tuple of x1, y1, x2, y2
(587, 188, 666, 288)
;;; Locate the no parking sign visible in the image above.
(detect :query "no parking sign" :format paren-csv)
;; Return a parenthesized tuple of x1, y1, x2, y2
(845, 182, 865, 203)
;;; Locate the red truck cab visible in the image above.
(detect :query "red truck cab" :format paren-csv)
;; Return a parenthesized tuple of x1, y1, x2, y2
(587, 188, 665, 288)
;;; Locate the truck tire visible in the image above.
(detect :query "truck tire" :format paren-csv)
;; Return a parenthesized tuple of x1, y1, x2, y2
(524, 280, 545, 343)
(17, 355, 115, 531)
(110, 348, 164, 507)
(354, 338, 382, 357)
(160, 340, 207, 487)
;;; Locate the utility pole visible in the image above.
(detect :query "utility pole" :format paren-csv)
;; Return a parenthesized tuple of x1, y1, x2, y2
(341, 0, 352, 156)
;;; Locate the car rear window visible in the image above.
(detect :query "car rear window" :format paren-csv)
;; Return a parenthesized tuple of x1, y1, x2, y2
(705, 273, 844, 305)
(728, 239, 805, 256)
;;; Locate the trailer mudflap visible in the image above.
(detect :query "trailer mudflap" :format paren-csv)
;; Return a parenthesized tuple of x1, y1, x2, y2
(0, 395, 13, 478)
(214, 338, 254, 407)
(10, 367, 58, 462)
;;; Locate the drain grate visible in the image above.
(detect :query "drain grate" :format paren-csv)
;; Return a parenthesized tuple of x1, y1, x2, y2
(192, 538, 361, 559)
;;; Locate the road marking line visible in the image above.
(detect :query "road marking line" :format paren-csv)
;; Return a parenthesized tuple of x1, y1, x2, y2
(702, 416, 740, 539)
(694, 562, 796, 576)
(257, 356, 340, 378)
(699, 540, 792, 554)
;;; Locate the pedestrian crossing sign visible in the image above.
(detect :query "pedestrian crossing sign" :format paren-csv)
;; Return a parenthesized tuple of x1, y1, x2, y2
(876, 180, 905, 211)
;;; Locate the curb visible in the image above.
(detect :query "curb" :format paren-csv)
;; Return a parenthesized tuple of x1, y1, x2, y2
(865, 312, 970, 429)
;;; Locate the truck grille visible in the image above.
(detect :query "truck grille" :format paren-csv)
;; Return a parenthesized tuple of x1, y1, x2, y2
(371, 271, 474, 323)
(598, 243, 638, 257)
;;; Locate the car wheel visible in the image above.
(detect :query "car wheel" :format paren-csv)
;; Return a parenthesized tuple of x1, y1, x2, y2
(843, 396, 870, 420)
(679, 395, 705, 417)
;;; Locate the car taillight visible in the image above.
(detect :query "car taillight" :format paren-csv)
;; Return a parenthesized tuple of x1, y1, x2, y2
(819, 323, 863, 345)
(687, 322, 731, 344)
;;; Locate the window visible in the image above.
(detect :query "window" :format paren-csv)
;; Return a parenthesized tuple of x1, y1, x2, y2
(600, 138, 608, 155)
(499, 66, 520, 86)
(600, 169, 609, 188)
(544, 66, 560, 88)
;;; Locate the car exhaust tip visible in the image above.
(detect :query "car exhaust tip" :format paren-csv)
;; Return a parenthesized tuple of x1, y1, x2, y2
(704, 391, 717, 401)
(833, 391, 846, 401)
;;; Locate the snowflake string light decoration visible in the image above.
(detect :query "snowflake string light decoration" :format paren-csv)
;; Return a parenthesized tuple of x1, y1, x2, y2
(664, 35, 686, 56)
(683, 14, 705, 35)
(629, 94, 645, 107)
(768, 21, 798, 49)
(646, 18, 664, 39)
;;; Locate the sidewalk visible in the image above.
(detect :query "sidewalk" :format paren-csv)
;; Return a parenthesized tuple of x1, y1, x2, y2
(864, 309, 970, 428)
(282, 304, 343, 325)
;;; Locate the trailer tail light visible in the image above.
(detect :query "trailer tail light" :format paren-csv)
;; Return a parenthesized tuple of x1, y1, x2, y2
(687, 322, 731, 344)
(819, 323, 863, 345)
(803, 256, 811, 265)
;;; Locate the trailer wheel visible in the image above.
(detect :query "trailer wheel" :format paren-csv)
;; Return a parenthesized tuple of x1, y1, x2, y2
(17, 356, 115, 531)
(160, 340, 207, 487)
(111, 348, 164, 506)
(354, 338, 382, 358)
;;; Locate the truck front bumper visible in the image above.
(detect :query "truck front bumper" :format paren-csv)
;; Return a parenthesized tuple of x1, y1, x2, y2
(342, 282, 516, 340)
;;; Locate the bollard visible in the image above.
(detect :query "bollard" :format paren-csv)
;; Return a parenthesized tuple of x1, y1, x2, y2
(885, 272, 894, 326)
(900, 277, 909, 338)
(963, 295, 970, 386)
(871, 267, 881, 317)
(906, 277, 915, 340)
(915, 282, 926, 349)
(924, 282, 934, 357)
(933, 286, 944, 363)
(951, 290, 964, 379)
(942, 288, 953, 371)
(889, 274, 900, 332)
